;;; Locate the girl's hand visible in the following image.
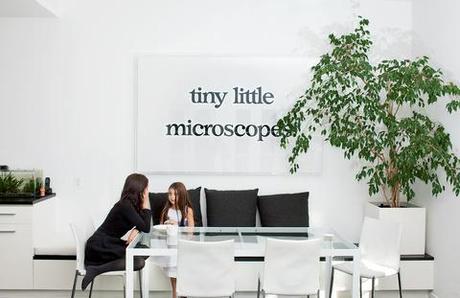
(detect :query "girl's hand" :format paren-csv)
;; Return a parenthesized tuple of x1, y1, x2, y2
(126, 228, 139, 245)
(164, 219, 178, 225)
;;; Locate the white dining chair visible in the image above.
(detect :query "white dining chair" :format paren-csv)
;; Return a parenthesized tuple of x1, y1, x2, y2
(258, 237, 322, 298)
(176, 239, 236, 297)
(329, 217, 402, 298)
(69, 222, 145, 298)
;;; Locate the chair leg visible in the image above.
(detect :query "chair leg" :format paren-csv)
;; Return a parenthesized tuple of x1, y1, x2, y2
(359, 277, 362, 298)
(88, 280, 94, 298)
(122, 275, 126, 298)
(317, 289, 320, 298)
(371, 277, 375, 298)
(139, 270, 143, 298)
(257, 277, 261, 298)
(398, 272, 403, 298)
(329, 267, 334, 298)
(71, 271, 78, 298)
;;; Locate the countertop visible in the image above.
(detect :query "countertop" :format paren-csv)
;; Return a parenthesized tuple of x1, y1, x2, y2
(0, 193, 56, 205)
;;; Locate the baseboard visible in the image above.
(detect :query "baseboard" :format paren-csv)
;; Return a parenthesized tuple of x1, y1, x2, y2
(0, 290, 432, 298)
(28, 258, 435, 291)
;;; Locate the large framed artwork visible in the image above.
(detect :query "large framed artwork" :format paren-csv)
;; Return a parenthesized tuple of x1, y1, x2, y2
(134, 55, 322, 175)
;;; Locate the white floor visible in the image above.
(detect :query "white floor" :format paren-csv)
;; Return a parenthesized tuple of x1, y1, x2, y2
(0, 290, 432, 298)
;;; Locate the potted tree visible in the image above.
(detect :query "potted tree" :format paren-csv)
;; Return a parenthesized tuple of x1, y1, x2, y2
(277, 18, 460, 254)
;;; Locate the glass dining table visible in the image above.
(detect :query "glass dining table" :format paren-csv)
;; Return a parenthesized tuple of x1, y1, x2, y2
(126, 226, 361, 298)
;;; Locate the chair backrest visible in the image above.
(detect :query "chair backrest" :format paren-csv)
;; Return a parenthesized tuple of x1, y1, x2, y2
(262, 237, 321, 295)
(90, 216, 100, 231)
(359, 217, 402, 271)
(176, 239, 235, 297)
(91, 208, 109, 231)
(69, 222, 89, 274)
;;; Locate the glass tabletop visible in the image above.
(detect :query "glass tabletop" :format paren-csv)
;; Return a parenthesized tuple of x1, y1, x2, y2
(137, 226, 357, 251)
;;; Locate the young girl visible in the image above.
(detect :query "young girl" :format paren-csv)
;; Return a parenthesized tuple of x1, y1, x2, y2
(160, 182, 194, 298)
(161, 182, 195, 227)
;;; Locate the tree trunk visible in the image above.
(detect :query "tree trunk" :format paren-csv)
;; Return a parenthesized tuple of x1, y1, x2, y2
(391, 183, 400, 207)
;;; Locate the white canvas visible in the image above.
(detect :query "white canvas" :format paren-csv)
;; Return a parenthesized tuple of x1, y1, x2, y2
(135, 55, 322, 174)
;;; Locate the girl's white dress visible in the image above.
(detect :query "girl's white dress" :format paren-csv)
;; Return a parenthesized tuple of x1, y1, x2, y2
(151, 208, 185, 278)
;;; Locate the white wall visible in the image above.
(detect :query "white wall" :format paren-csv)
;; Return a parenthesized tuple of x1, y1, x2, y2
(413, 1, 460, 297)
(0, 0, 413, 245)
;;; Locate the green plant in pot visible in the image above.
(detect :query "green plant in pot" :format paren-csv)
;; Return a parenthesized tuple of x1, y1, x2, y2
(0, 173, 24, 196)
(277, 18, 460, 208)
(22, 178, 38, 196)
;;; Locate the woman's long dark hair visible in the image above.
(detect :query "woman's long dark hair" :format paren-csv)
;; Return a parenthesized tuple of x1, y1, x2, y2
(160, 182, 192, 224)
(120, 173, 149, 212)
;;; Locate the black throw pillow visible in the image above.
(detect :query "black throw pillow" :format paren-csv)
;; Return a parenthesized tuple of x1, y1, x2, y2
(188, 187, 203, 227)
(205, 188, 258, 227)
(149, 187, 202, 226)
(258, 192, 309, 227)
(148, 192, 168, 225)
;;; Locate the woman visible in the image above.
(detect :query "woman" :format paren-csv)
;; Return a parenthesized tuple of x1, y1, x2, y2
(82, 173, 151, 290)
(159, 182, 194, 298)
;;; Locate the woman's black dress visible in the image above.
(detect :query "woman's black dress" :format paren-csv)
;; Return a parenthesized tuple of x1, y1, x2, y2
(85, 199, 151, 266)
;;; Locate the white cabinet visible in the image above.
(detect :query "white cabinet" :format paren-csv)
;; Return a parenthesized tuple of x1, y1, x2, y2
(0, 206, 32, 224)
(0, 223, 33, 288)
(0, 196, 55, 290)
(0, 207, 33, 289)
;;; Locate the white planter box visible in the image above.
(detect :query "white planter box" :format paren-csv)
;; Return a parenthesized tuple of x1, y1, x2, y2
(365, 202, 426, 255)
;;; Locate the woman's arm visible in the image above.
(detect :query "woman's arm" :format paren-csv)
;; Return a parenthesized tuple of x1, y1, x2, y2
(121, 200, 151, 233)
(187, 207, 195, 227)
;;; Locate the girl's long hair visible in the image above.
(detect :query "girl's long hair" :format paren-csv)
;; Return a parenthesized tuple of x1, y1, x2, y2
(160, 182, 192, 224)
(119, 173, 149, 213)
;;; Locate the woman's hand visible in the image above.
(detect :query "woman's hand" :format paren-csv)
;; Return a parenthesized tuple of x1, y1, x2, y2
(142, 187, 150, 210)
(126, 228, 139, 245)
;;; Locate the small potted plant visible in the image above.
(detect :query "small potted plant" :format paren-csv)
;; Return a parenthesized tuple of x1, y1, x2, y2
(277, 18, 460, 254)
(0, 173, 24, 197)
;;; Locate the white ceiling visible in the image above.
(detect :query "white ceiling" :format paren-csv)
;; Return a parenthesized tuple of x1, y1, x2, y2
(0, 0, 57, 17)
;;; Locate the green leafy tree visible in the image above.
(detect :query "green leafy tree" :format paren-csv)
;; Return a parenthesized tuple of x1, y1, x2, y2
(277, 17, 460, 207)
